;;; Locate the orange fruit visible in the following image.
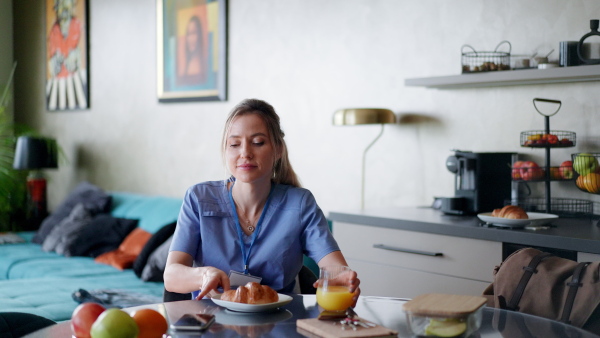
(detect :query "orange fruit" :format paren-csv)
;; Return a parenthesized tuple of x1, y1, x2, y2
(576, 175, 587, 191)
(131, 309, 168, 338)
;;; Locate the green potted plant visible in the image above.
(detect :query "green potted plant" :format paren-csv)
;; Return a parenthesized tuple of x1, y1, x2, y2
(0, 63, 28, 231)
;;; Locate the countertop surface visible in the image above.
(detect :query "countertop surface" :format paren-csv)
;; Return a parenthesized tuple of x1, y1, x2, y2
(328, 207, 600, 254)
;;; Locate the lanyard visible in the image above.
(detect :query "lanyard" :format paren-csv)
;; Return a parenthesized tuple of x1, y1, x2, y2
(228, 182, 274, 275)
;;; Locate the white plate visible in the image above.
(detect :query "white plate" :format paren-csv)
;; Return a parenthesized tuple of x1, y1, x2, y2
(211, 293, 293, 313)
(477, 212, 559, 228)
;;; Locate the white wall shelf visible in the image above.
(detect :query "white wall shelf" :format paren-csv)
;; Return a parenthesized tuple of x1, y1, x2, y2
(404, 64, 600, 89)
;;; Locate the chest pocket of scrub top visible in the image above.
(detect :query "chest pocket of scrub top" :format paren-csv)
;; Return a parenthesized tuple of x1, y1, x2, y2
(200, 208, 232, 234)
(198, 199, 230, 218)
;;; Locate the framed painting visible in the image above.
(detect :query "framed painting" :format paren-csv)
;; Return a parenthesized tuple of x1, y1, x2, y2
(45, 0, 89, 111)
(157, 0, 227, 102)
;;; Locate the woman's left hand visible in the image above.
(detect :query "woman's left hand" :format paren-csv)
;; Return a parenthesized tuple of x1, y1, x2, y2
(348, 270, 361, 307)
(312, 268, 361, 307)
(314, 252, 361, 307)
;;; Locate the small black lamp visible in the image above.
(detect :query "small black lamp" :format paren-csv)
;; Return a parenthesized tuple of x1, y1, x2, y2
(13, 136, 58, 226)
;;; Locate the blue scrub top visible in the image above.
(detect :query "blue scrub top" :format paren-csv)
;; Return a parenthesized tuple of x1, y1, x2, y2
(170, 179, 340, 297)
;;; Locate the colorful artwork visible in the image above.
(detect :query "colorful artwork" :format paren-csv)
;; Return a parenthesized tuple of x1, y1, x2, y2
(158, 0, 227, 102)
(45, 0, 89, 110)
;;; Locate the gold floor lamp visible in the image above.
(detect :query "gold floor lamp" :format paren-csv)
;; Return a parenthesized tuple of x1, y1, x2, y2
(333, 108, 396, 209)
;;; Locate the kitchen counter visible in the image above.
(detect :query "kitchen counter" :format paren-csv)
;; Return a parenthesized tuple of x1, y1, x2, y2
(329, 207, 600, 255)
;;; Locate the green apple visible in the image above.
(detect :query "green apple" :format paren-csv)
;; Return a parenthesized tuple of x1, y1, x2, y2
(90, 308, 138, 338)
(573, 153, 599, 176)
(424, 318, 467, 337)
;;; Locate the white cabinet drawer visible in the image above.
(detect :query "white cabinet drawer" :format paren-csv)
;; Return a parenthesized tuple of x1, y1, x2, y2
(334, 222, 501, 282)
(348, 259, 491, 298)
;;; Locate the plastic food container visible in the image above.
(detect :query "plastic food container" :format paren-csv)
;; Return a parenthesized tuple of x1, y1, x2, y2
(403, 293, 486, 337)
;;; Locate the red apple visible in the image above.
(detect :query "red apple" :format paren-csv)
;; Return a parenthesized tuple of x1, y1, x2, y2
(546, 134, 558, 144)
(71, 302, 106, 338)
(520, 161, 543, 180)
(559, 161, 574, 179)
(512, 161, 525, 180)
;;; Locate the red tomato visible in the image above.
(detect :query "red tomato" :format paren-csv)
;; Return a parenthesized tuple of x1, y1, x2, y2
(131, 308, 168, 338)
(71, 302, 106, 338)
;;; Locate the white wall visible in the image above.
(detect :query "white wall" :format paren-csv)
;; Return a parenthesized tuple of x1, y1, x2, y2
(14, 0, 600, 214)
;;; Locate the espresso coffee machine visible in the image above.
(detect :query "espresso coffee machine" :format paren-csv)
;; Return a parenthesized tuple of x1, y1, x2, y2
(442, 150, 515, 215)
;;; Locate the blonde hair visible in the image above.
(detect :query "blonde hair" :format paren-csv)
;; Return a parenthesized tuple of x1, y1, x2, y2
(221, 99, 301, 187)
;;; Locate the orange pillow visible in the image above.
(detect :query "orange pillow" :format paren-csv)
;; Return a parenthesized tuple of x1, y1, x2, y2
(95, 228, 152, 270)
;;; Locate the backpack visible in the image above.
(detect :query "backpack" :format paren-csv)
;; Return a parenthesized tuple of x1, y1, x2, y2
(483, 247, 600, 335)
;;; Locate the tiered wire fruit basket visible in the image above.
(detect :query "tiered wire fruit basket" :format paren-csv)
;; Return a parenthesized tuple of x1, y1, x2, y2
(510, 98, 593, 217)
(461, 41, 511, 73)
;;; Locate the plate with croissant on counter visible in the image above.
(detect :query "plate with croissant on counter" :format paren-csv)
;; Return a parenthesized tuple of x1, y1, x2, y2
(211, 282, 293, 312)
(477, 205, 558, 228)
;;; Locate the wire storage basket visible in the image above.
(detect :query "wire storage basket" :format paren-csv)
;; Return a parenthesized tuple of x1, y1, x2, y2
(506, 198, 594, 218)
(462, 40, 511, 73)
(520, 130, 576, 147)
(571, 153, 600, 194)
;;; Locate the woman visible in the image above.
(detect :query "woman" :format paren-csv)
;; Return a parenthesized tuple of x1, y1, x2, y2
(164, 99, 360, 302)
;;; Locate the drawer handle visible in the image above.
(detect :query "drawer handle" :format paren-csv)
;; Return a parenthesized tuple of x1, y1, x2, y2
(373, 244, 444, 257)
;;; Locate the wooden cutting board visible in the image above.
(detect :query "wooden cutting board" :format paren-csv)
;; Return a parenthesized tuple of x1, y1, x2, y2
(296, 318, 398, 338)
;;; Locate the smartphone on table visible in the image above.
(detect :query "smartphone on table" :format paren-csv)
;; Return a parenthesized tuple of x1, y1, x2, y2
(170, 313, 215, 332)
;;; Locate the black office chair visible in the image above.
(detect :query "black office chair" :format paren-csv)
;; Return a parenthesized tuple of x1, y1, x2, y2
(163, 265, 319, 302)
(297, 264, 318, 294)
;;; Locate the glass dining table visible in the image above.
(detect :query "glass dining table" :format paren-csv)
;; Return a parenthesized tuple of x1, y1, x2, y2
(24, 294, 598, 337)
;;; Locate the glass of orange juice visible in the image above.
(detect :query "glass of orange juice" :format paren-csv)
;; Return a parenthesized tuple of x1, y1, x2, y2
(316, 266, 354, 312)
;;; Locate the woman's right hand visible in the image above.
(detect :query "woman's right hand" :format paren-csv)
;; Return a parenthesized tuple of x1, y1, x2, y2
(195, 267, 231, 300)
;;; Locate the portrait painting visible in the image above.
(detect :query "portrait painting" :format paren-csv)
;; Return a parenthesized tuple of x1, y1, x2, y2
(45, 0, 89, 111)
(157, 0, 227, 102)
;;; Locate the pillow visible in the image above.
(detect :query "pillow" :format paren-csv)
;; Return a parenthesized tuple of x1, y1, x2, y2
(33, 182, 111, 244)
(133, 222, 176, 278)
(94, 228, 152, 270)
(141, 236, 172, 282)
(64, 214, 139, 258)
(42, 203, 92, 253)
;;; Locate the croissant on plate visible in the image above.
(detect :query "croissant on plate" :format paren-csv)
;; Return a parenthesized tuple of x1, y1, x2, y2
(220, 282, 278, 304)
(491, 205, 529, 219)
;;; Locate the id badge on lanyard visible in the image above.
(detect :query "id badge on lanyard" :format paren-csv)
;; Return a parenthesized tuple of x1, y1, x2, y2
(228, 270, 262, 287)
(228, 182, 274, 285)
